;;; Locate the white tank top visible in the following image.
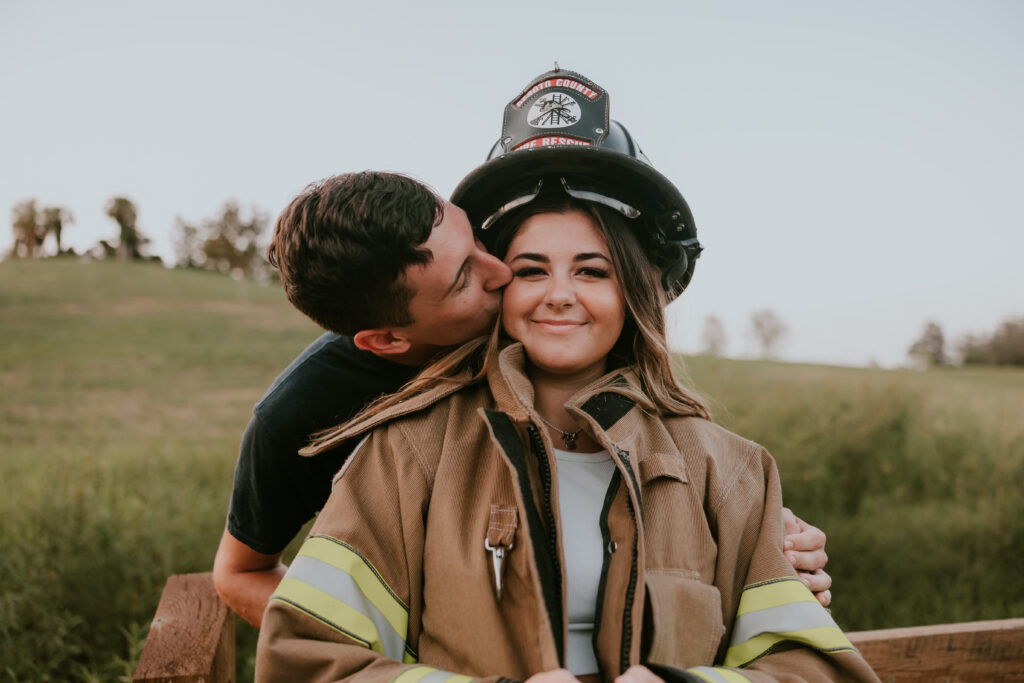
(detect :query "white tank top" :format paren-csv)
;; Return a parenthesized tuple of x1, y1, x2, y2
(553, 447, 617, 675)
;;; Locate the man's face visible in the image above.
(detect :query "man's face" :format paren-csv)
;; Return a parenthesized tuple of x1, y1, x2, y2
(396, 202, 512, 356)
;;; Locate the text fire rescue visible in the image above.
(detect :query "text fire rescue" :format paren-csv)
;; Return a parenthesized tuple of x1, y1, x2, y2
(513, 136, 593, 151)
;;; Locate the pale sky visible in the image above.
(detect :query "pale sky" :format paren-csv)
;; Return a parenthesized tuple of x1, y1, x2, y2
(2, 1, 1021, 367)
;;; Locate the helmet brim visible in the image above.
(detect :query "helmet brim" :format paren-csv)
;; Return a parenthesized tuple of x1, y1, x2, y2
(451, 145, 694, 240)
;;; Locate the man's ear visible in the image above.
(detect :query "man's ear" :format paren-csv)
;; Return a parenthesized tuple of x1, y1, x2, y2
(352, 328, 411, 356)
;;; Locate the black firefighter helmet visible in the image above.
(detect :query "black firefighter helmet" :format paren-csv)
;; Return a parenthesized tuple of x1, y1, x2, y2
(451, 66, 703, 299)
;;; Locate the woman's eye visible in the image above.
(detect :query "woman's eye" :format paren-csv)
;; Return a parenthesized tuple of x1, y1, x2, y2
(513, 267, 546, 278)
(578, 267, 610, 278)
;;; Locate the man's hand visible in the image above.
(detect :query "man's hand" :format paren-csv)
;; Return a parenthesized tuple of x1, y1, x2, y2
(212, 527, 287, 627)
(782, 507, 832, 607)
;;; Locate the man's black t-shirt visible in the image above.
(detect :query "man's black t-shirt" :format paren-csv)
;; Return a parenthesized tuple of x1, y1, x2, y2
(227, 333, 418, 555)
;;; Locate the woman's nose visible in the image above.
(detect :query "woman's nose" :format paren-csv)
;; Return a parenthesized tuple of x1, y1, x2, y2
(544, 274, 575, 307)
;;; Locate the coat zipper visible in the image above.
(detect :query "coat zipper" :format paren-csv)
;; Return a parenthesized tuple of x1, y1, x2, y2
(527, 423, 565, 664)
(620, 492, 639, 672)
(605, 444, 641, 673)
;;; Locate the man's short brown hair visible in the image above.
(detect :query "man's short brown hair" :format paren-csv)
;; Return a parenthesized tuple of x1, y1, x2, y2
(268, 172, 444, 335)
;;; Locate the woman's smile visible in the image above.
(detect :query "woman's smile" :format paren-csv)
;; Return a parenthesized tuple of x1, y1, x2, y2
(531, 318, 587, 333)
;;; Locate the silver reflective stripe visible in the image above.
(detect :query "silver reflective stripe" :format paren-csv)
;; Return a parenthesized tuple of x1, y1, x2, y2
(419, 670, 458, 683)
(288, 553, 407, 661)
(691, 667, 732, 683)
(729, 600, 839, 648)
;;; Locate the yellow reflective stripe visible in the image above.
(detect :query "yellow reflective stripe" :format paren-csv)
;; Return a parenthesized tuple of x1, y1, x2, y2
(392, 666, 437, 683)
(725, 625, 855, 667)
(688, 671, 717, 683)
(302, 535, 409, 636)
(272, 577, 381, 652)
(688, 667, 750, 683)
(391, 666, 474, 683)
(736, 577, 815, 615)
(726, 576, 855, 667)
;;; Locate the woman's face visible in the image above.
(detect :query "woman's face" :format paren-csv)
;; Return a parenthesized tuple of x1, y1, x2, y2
(502, 210, 626, 382)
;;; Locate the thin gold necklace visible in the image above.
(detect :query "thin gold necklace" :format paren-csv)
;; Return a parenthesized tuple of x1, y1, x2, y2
(535, 413, 583, 451)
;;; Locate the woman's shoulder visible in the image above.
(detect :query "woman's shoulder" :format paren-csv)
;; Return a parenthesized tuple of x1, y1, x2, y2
(661, 414, 766, 456)
(657, 414, 772, 488)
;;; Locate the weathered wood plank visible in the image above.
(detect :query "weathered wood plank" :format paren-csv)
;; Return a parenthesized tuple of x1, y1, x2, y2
(849, 618, 1024, 682)
(133, 572, 235, 683)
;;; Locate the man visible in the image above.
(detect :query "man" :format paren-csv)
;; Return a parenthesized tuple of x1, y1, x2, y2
(212, 170, 830, 629)
(212, 171, 512, 626)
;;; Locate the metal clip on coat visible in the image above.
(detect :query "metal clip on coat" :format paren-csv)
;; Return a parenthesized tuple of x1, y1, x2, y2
(485, 504, 519, 601)
(485, 539, 512, 600)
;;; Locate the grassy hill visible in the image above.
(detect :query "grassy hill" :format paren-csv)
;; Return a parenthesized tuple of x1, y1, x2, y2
(1, 259, 1022, 680)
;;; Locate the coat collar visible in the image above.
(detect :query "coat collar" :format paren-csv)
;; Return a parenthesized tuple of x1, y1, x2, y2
(488, 344, 688, 483)
(322, 341, 689, 485)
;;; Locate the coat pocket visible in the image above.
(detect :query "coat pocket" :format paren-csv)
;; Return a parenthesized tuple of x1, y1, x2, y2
(644, 571, 725, 669)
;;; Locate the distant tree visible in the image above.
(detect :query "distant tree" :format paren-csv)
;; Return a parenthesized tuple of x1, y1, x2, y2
(908, 320, 947, 366)
(40, 206, 73, 254)
(10, 199, 41, 258)
(195, 201, 269, 278)
(986, 318, 1024, 366)
(749, 309, 788, 358)
(700, 315, 728, 356)
(957, 333, 989, 365)
(961, 316, 1024, 366)
(90, 240, 118, 260)
(172, 217, 203, 268)
(105, 196, 149, 260)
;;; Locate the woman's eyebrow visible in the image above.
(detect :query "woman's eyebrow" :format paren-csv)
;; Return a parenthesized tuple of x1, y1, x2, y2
(507, 252, 548, 263)
(508, 252, 611, 263)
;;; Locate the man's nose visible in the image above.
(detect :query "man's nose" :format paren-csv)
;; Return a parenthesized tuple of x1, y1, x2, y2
(481, 252, 512, 291)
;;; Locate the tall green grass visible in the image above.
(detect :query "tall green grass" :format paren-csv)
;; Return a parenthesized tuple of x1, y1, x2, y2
(0, 259, 321, 681)
(684, 356, 1024, 630)
(1, 259, 1021, 680)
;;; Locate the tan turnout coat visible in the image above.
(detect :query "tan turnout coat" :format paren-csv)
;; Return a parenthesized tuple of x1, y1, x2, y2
(257, 344, 880, 683)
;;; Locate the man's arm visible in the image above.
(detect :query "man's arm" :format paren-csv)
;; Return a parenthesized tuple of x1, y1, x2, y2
(212, 527, 287, 628)
(782, 507, 833, 607)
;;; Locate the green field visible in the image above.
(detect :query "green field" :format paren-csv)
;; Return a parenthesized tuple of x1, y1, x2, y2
(2, 259, 1022, 681)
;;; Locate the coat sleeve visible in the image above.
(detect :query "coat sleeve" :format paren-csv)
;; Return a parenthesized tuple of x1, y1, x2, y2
(255, 427, 514, 683)
(673, 443, 881, 683)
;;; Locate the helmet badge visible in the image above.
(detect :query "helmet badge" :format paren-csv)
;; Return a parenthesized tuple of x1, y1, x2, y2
(528, 93, 581, 128)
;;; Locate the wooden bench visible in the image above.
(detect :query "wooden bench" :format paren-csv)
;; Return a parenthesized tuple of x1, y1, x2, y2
(132, 572, 1024, 682)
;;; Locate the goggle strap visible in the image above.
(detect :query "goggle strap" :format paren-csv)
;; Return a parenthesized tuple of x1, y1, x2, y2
(478, 177, 641, 231)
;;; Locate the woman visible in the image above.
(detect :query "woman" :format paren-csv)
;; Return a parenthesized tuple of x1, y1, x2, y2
(255, 190, 879, 683)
